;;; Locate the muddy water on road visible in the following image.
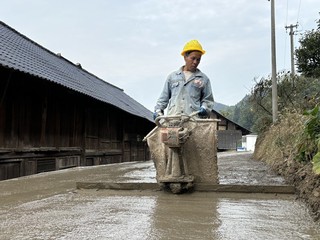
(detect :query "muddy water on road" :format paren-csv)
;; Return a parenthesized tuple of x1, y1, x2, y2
(218, 152, 286, 185)
(1, 190, 319, 240)
(1, 153, 320, 239)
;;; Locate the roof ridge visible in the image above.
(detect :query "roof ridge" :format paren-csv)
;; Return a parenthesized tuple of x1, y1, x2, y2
(0, 21, 123, 92)
(0, 21, 152, 122)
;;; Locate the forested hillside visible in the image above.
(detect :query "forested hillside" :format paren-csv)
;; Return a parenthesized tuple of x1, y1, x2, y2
(213, 102, 229, 112)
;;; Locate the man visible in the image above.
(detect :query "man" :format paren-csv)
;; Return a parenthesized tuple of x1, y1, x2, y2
(154, 39, 214, 119)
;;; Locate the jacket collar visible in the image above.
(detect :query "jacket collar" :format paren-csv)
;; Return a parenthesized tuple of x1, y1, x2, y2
(177, 66, 201, 76)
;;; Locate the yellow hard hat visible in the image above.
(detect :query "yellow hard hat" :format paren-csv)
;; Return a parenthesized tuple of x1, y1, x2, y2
(181, 39, 206, 56)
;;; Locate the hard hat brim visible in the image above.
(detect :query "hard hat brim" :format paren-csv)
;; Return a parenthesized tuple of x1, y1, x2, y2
(181, 49, 206, 56)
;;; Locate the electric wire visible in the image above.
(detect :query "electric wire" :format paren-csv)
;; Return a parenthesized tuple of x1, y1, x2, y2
(283, 0, 301, 72)
(295, 0, 302, 66)
(283, 0, 289, 70)
(285, 0, 289, 26)
(296, 0, 301, 26)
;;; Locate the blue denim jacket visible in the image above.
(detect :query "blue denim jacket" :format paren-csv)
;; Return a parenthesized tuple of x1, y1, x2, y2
(155, 67, 214, 116)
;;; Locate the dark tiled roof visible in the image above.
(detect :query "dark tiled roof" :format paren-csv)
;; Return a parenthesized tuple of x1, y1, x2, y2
(0, 21, 153, 122)
(212, 109, 251, 135)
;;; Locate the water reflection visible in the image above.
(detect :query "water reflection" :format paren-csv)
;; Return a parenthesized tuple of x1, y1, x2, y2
(216, 193, 320, 240)
(1, 190, 320, 240)
(148, 191, 320, 240)
(149, 192, 221, 240)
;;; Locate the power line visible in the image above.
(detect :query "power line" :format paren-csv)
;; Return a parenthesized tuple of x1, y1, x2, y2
(283, 0, 301, 72)
(285, 0, 289, 26)
(296, 0, 302, 24)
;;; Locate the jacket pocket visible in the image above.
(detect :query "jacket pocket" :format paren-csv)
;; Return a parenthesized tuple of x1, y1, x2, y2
(170, 81, 180, 96)
(170, 81, 179, 88)
(190, 84, 202, 99)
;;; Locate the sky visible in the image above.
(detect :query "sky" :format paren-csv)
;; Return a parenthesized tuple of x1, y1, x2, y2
(1, 0, 320, 111)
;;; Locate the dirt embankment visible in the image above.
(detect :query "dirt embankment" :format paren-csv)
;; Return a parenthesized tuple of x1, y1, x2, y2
(253, 112, 320, 221)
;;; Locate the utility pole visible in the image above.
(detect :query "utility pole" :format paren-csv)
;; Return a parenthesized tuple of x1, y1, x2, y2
(270, 0, 278, 122)
(285, 24, 298, 76)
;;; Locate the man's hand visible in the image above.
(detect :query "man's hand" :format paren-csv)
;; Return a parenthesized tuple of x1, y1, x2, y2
(198, 107, 207, 117)
(153, 110, 163, 120)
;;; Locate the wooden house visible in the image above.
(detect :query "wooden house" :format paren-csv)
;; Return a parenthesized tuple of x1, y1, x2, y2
(211, 109, 251, 150)
(0, 21, 155, 180)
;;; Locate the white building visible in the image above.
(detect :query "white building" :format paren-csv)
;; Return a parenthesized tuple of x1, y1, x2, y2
(241, 134, 258, 151)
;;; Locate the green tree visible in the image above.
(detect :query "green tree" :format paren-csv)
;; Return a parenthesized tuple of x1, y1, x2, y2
(224, 73, 320, 134)
(295, 17, 320, 77)
(233, 105, 241, 123)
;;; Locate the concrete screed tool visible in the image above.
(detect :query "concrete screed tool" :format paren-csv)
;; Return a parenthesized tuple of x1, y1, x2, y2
(144, 112, 219, 194)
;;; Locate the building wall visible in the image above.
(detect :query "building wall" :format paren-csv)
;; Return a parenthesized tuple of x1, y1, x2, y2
(0, 68, 154, 180)
(242, 134, 258, 151)
(217, 130, 242, 150)
(211, 112, 248, 150)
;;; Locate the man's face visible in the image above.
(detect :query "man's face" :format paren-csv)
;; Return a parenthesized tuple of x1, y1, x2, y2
(184, 51, 202, 72)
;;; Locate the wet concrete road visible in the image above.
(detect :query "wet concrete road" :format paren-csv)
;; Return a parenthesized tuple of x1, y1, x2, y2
(1, 152, 320, 239)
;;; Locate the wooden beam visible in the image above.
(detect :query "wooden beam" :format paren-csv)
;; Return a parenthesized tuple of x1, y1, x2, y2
(76, 182, 295, 194)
